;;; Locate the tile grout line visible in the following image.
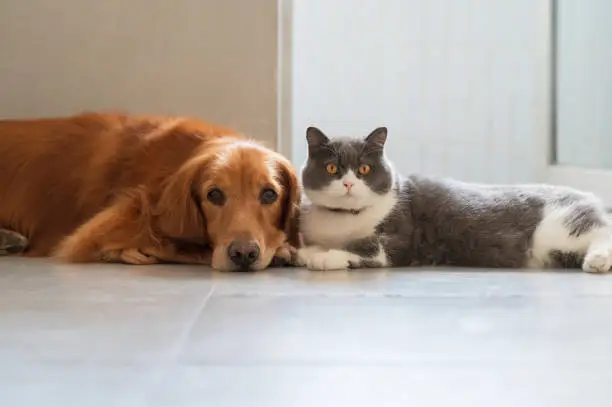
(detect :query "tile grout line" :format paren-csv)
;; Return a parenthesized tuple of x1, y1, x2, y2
(169, 283, 217, 362)
(137, 283, 217, 407)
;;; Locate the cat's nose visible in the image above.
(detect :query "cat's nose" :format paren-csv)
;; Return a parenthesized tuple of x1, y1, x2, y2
(343, 182, 354, 190)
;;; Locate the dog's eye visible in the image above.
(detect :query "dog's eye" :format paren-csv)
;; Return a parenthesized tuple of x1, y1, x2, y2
(260, 188, 278, 204)
(207, 188, 226, 206)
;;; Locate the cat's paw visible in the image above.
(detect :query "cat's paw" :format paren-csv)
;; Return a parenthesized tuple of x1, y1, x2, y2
(583, 247, 612, 273)
(296, 246, 323, 267)
(306, 249, 355, 271)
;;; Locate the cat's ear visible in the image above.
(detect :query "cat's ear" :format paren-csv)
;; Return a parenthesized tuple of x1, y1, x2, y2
(306, 127, 330, 151)
(364, 127, 388, 151)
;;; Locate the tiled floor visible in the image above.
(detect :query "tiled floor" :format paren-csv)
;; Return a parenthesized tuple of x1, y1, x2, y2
(2, 258, 612, 407)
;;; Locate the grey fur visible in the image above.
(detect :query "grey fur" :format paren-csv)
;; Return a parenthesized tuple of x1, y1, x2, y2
(549, 250, 583, 269)
(377, 176, 593, 268)
(300, 128, 610, 270)
(562, 202, 605, 237)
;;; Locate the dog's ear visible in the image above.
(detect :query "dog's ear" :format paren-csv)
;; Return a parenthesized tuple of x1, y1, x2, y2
(276, 157, 301, 248)
(156, 157, 208, 242)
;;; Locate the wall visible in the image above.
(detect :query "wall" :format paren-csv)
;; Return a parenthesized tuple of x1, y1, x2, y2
(291, 0, 543, 183)
(0, 0, 279, 147)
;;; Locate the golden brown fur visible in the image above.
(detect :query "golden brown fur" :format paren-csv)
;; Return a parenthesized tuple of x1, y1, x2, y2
(0, 112, 300, 271)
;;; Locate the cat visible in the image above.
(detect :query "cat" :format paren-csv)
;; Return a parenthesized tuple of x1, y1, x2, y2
(297, 126, 612, 273)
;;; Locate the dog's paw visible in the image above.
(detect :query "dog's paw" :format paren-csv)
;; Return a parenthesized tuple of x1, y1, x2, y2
(0, 228, 29, 255)
(270, 243, 299, 267)
(160, 242, 212, 265)
(103, 248, 159, 265)
(306, 249, 354, 271)
(0, 230, 28, 255)
(120, 249, 159, 265)
(583, 248, 612, 273)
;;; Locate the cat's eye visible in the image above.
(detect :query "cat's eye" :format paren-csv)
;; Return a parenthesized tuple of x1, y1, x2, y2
(326, 163, 338, 175)
(206, 188, 226, 206)
(358, 164, 371, 175)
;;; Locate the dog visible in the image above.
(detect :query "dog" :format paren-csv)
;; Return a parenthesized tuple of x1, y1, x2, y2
(0, 112, 300, 271)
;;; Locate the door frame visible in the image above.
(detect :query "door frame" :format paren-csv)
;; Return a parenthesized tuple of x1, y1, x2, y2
(538, 0, 612, 206)
(276, 0, 294, 161)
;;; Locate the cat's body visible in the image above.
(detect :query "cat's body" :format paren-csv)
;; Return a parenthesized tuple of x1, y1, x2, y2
(298, 127, 612, 273)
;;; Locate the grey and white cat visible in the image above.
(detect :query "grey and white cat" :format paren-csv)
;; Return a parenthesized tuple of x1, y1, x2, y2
(298, 126, 612, 273)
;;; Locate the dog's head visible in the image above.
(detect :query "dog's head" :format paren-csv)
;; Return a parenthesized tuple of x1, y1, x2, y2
(157, 139, 300, 271)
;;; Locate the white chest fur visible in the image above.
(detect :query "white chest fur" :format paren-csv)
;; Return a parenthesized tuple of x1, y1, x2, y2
(300, 191, 397, 249)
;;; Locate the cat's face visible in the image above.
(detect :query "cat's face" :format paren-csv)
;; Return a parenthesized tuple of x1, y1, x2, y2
(301, 127, 393, 210)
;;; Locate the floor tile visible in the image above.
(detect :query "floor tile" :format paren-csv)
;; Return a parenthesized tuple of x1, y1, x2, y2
(212, 267, 612, 298)
(179, 292, 612, 365)
(147, 365, 612, 407)
(0, 364, 155, 407)
(0, 259, 215, 363)
(2, 258, 612, 406)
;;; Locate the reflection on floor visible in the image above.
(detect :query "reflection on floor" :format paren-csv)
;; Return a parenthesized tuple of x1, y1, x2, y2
(1, 258, 612, 407)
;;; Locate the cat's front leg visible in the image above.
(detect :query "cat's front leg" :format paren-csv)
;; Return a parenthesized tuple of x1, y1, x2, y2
(305, 248, 360, 270)
(302, 237, 389, 271)
(296, 245, 326, 268)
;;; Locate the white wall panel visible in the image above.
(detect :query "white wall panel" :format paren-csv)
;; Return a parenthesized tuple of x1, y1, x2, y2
(291, 0, 541, 183)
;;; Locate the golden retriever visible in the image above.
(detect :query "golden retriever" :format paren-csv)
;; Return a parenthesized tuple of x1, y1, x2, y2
(0, 112, 300, 271)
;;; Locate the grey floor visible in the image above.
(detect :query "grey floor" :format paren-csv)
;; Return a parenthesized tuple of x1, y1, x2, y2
(2, 259, 612, 407)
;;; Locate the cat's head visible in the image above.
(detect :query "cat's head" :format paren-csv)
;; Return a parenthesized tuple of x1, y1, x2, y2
(301, 126, 394, 210)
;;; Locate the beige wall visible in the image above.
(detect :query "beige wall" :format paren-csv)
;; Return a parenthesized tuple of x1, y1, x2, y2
(0, 0, 279, 146)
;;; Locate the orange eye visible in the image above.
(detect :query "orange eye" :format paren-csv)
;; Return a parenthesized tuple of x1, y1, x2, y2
(358, 164, 371, 175)
(326, 163, 338, 174)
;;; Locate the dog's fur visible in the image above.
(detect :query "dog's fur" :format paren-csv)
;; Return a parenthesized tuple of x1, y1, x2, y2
(0, 113, 300, 271)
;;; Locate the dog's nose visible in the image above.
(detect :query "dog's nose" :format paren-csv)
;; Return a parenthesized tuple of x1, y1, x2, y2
(227, 241, 260, 268)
